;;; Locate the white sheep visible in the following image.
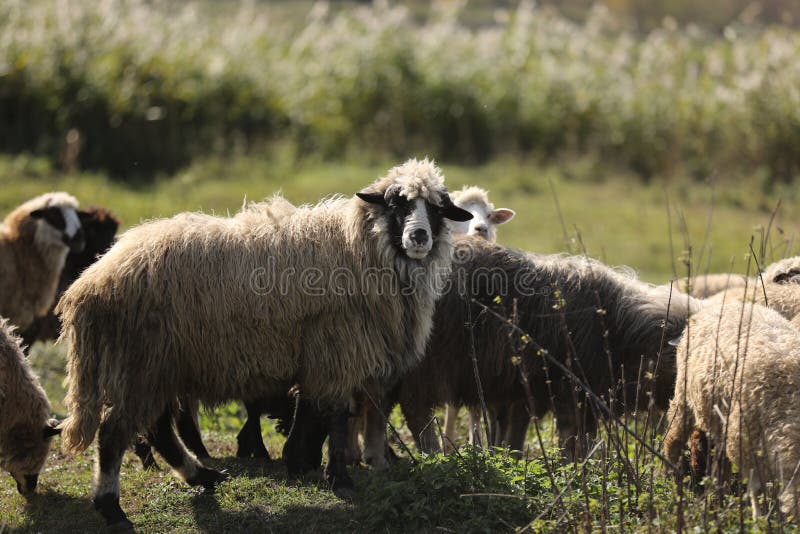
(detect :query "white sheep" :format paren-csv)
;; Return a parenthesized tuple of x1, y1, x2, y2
(664, 301, 800, 519)
(448, 186, 515, 242)
(0, 192, 85, 331)
(56, 158, 472, 528)
(0, 319, 61, 494)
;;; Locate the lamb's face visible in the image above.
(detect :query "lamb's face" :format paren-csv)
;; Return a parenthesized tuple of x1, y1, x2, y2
(450, 199, 515, 243)
(358, 185, 472, 260)
(3, 420, 60, 495)
(31, 205, 86, 253)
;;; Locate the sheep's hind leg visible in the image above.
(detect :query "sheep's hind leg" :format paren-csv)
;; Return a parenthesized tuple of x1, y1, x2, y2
(147, 408, 227, 492)
(175, 399, 211, 459)
(132, 435, 160, 470)
(236, 400, 270, 459)
(325, 405, 355, 499)
(93, 408, 133, 528)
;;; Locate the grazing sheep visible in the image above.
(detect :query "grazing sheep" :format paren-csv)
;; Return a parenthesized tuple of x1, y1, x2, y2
(0, 319, 61, 494)
(0, 193, 85, 331)
(20, 207, 119, 346)
(677, 273, 750, 299)
(56, 158, 472, 527)
(380, 237, 697, 461)
(663, 301, 800, 519)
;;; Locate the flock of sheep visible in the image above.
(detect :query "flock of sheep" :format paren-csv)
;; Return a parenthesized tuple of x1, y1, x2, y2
(2, 158, 800, 527)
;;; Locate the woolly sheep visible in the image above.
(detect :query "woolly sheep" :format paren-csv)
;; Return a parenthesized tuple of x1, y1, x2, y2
(207, 188, 514, 465)
(0, 193, 85, 331)
(702, 256, 800, 321)
(20, 207, 119, 346)
(664, 301, 800, 518)
(56, 158, 472, 528)
(0, 319, 61, 494)
(363, 237, 698, 462)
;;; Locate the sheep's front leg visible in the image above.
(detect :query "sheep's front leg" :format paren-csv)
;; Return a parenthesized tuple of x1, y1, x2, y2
(283, 398, 327, 476)
(748, 470, 763, 519)
(93, 408, 133, 528)
(146, 408, 227, 492)
(663, 397, 693, 475)
(175, 399, 211, 459)
(324, 405, 355, 498)
(345, 394, 364, 464)
(442, 404, 459, 453)
(362, 381, 393, 468)
(236, 400, 270, 459)
(503, 400, 531, 457)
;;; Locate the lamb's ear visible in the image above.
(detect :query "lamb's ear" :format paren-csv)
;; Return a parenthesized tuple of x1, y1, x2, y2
(439, 195, 473, 222)
(489, 208, 515, 225)
(30, 208, 47, 220)
(356, 191, 387, 206)
(42, 418, 62, 438)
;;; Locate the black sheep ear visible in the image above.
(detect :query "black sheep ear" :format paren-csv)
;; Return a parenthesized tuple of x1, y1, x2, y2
(42, 419, 62, 438)
(30, 208, 47, 219)
(356, 191, 387, 206)
(439, 195, 473, 222)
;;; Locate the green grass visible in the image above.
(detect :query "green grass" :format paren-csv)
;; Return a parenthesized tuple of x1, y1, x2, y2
(3, 153, 800, 531)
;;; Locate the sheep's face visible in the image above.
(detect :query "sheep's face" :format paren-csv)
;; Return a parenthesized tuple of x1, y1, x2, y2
(3, 420, 60, 495)
(450, 199, 515, 243)
(358, 185, 472, 260)
(31, 205, 86, 253)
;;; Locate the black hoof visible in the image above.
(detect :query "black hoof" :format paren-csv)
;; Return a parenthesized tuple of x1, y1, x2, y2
(94, 493, 133, 529)
(188, 467, 229, 492)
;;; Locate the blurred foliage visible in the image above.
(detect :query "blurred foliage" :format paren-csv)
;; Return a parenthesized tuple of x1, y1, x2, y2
(3, 0, 800, 182)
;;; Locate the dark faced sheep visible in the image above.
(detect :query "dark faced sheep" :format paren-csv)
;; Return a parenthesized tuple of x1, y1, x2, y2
(56, 158, 472, 528)
(0, 319, 61, 495)
(20, 207, 119, 347)
(391, 237, 697, 461)
(0, 192, 85, 331)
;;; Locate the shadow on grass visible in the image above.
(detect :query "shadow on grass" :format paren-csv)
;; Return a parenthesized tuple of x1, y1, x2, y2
(190, 493, 360, 534)
(11, 490, 105, 533)
(189, 456, 367, 533)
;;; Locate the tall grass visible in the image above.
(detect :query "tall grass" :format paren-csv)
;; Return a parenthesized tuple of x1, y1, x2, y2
(3, 0, 800, 181)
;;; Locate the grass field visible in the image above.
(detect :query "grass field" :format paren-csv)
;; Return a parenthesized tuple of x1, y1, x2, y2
(1, 153, 799, 531)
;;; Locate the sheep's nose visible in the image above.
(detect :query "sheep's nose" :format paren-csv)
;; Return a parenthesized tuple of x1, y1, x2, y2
(411, 228, 429, 245)
(473, 225, 488, 237)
